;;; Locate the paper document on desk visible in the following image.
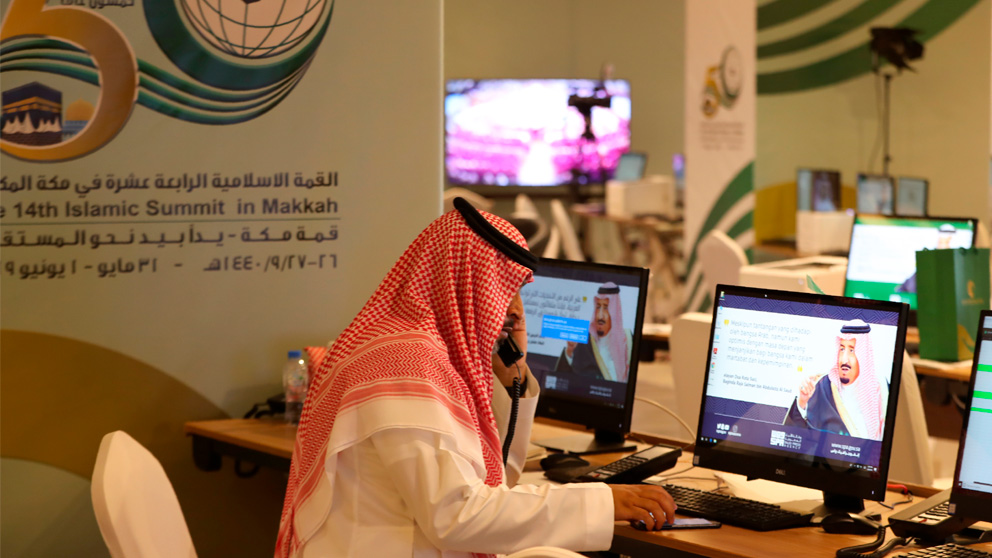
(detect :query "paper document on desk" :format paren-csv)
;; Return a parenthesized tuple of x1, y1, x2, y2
(527, 443, 547, 461)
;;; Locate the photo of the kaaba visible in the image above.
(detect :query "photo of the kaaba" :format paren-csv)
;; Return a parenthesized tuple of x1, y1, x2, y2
(2, 81, 63, 146)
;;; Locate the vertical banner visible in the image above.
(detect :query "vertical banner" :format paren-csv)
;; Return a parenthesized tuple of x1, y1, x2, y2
(684, 0, 756, 312)
(0, 1, 442, 556)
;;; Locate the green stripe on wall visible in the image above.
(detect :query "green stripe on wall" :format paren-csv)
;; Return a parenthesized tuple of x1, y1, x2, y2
(758, 0, 982, 94)
(977, 364, 992, 373)
(758, 0, 900, 58)
(685, 162, 755, 275)
(758, 0, 836, 30)
(973, 391, 992, 400)
(972, 406, 992, 414)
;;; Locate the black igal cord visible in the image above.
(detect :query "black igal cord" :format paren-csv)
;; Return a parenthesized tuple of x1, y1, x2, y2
(501, 362, 522, 467)
(836, 525, 910, 558)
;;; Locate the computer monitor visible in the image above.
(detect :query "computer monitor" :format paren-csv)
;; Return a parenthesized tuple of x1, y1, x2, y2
(856, 173, 894, 215)
(520, 257, 650, 454)
(673, 153, 685, 206)
(614, 152, 647, 182)
(695, 284, 908, 515)
(843, 215, 977, 311)
(895, 176, 928, 217)
(949, 310, 992, 521)
(797, 168, 841, 212)
(444, 79, 632, 189)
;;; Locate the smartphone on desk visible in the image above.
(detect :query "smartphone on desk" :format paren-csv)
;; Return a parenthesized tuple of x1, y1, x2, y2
(633, 517, 722, 531)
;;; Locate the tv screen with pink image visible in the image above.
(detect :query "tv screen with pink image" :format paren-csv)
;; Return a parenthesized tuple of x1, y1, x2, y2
(444, 79, 632, 187)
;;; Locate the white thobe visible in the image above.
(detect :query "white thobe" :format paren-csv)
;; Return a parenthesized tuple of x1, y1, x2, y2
(298, 371, 615, 557)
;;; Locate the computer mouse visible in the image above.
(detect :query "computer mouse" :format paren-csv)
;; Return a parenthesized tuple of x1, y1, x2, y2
(820, 512, 882, 535)
(540, 453, 590, 471)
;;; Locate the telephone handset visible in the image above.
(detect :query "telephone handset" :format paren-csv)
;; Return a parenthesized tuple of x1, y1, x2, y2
(496, 335, 524, 466)
(496, 335, 525, 367)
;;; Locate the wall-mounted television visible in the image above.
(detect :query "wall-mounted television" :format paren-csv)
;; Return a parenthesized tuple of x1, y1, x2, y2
(444, 79, 632, 189)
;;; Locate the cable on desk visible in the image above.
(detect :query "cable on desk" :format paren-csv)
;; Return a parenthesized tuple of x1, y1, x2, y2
(880, 483, 914, 509)
(835, 525, 911, 558)
(634, 396, 697, 441)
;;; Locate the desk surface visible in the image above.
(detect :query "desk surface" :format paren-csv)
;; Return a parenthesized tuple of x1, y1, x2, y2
(186, 418, 988, 557)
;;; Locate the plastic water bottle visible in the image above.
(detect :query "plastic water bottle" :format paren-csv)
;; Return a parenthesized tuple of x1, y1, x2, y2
(283, 350, 308, 425)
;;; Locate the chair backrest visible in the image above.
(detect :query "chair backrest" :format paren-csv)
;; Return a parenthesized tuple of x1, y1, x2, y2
(513, 193, 549, 250)
(698, 229, 748, 291)
(91, 431, 197, 558)
(443, 187, 494, 214)
(670, 312, 713, 432)
(888, 352, 934, 486)
(507, 547, 586, 558)
(548, 199, 585, 261)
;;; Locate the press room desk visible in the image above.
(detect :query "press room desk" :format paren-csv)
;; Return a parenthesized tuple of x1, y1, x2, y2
(184, 418, 294, 473)
(184, 419, 990, 557)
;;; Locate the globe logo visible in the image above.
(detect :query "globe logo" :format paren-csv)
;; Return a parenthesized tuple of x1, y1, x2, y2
(181, 0, 328, 58)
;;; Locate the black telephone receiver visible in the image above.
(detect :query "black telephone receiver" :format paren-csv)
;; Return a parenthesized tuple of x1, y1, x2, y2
(496, 335, 524, 367)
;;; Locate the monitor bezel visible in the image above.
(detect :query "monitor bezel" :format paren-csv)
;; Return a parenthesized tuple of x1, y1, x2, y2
(894, 176, 929, 217)
(796, 167, 841, 212)
(856, 173, 895, 216)
(443, 78, 633, 191)
(693, 283, 909, 503)
(527, 257, 650, 437)
(842, 214, 979, 314)
(949, 309, 992, 521)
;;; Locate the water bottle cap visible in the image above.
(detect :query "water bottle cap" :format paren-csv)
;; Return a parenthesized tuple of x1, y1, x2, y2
(288, 350, 303, 358)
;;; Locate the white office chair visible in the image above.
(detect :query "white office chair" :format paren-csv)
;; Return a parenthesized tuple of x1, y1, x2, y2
(888, 351, 935, 486)
(443, 187, 494, 214)
(513, 193, 550, 252)
(547, 199, 585, 261)
(669, 312, 713, 437)
(92, 431, 198, 558)
(507, 547, 585, 558)
(698, 229, 748, 291)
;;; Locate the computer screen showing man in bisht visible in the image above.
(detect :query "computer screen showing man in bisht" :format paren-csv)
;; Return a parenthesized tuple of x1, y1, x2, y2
(520, 258, 649, 454)
(695, 284, 908, 514)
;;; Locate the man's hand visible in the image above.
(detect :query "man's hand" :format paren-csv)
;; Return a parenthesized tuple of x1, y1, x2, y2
(610, 484, 677, 531)
(798, 375, 819, 410)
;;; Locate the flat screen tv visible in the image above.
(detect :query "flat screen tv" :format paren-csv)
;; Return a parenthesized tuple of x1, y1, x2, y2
(444, 79, 632, 189)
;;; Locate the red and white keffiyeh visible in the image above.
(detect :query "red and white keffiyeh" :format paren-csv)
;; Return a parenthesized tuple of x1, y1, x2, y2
(275, 205, 533, 558)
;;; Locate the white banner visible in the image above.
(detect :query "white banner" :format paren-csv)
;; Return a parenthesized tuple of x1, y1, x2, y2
(684, 0, 756, 312)
(0, 0, 442, 554)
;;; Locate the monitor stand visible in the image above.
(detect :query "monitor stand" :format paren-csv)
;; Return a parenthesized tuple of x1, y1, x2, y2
(780, 491, 865, 523)
(534, 429, 636, 455)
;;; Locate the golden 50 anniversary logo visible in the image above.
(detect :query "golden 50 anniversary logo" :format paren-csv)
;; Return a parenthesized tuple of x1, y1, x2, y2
(0, 0, 333, 161)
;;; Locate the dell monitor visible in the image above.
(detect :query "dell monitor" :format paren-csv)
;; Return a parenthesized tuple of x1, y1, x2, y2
(797, 168, 841, 212)
(444, 79, 632, 190)
(895, 176, 928, 217)
(856, 173, 895, 215)
(950, 310, 992, 522)
(695, 284, 908, 516)
(520, 257, 649, 454)
(843, 215, 977, 311)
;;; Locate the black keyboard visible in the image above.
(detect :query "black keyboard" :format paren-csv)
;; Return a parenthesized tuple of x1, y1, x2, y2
(902, 544, 991, 557)
(661, 484, 813, 531)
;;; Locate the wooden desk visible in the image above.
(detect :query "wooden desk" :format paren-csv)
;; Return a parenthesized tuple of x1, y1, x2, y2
(184, 418, 295, 473)
(186, 419, 989, 557)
